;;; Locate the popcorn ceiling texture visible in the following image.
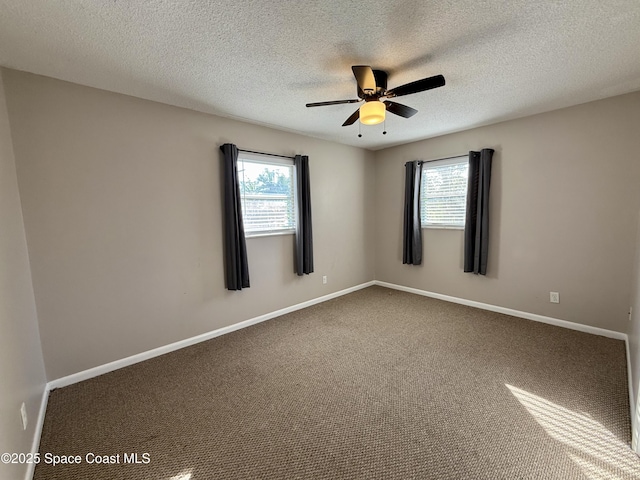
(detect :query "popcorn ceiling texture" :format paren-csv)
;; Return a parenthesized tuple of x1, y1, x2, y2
(0, 0, 639, 149)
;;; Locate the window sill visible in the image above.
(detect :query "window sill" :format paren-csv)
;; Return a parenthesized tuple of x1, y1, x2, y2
(246, 230, 296, 239)
(423, 225, 464, 230)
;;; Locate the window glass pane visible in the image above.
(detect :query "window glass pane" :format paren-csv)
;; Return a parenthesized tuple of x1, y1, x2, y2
(238, 158, 296, 235)
(420, 159, 468, 228)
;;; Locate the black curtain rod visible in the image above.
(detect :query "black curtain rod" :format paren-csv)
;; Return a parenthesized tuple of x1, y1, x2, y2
(405, 153, 469, 166)
(238, 148, 295, 160)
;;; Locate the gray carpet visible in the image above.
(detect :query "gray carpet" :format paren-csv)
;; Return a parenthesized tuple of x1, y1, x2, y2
(33, 286, 640, 479)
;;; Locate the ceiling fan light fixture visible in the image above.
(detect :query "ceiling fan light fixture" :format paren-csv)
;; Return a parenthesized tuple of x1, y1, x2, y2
(306, 66, 445, 128)
(360, 101, 385, 125)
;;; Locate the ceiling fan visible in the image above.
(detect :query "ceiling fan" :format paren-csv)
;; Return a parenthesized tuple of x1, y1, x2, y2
(306, 66, 445, 127)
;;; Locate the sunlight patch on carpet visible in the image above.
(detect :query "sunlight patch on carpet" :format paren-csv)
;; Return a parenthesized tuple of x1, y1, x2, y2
(168, 469, 192, 480)
(506, 384, 635, 478)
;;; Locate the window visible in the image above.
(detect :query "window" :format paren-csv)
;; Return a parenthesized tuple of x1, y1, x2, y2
(237, 152, 296, 237)
(420, 156, 469, 228)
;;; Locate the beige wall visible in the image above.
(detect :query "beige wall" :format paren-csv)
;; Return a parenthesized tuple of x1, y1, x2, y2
(2, 69, 375, 381)
(374, 92, 640, 333)
(3, 65, 640, 418)
(628, 209, 640, 452)
(0, 70, 46, 479)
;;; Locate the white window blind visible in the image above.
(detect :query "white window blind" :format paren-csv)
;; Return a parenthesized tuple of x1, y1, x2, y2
(237, 153, 296, 236)
(420, 156, 469, 228)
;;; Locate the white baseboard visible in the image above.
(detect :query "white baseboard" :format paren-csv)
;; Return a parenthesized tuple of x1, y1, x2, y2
(48, 281, 376, 390)
(628, 337, 638, 454)
(374, 280, 627, 340)
(374, 280, 638, 452)
(37, 278, 637, 471)
(25, 383, 49, 480)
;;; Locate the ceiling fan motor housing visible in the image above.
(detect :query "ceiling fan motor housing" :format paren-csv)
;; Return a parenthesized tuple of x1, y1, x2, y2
(358, 69, 388, 98)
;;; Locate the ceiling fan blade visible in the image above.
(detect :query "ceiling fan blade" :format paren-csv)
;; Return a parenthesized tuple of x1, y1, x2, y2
(342, 108, 360, 126)
(386, 74, 445, 98)
(352, 66, 376, 94)
(306, 99, 360, 107)
(384, 101, 418, 118)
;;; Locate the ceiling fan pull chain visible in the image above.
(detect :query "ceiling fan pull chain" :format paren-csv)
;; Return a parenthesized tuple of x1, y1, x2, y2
(358, 121, 362, 138)
(383, 118, 387, 135)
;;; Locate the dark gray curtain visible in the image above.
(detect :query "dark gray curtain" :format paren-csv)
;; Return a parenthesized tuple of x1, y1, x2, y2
(464, 149, 494, 275)
(220, 143, 250, 290)
(295, 155, 313, 275)
(403, 160, 423, 265)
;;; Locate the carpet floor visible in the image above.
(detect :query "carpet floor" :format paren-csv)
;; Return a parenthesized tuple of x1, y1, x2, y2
(33, 286, 640, 479)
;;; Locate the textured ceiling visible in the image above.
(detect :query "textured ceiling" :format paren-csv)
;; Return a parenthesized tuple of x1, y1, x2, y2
(1, 1, 639, 150)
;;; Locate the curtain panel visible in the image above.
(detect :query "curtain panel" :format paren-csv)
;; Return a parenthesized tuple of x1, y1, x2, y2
(464, 149, 494, 275)
(220, 143, 250, 290)
(294, 155, 314, 275)
(403, 160, 423, 265)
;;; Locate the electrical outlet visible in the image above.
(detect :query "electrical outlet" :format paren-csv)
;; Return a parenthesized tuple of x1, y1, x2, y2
(20, 402, 27, 430)
(322, 275, 327, 285)
(550, 292, 560, 304)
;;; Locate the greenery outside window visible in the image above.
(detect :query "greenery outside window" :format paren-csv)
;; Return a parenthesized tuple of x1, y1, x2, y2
(237, 152, 296, 237)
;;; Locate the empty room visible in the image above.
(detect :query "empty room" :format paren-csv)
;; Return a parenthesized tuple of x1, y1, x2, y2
(2, 1, 640, 479)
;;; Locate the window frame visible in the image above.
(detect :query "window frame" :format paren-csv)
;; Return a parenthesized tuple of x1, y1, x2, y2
(420, 155, 469, 230)
(236, 151, 297, 238)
